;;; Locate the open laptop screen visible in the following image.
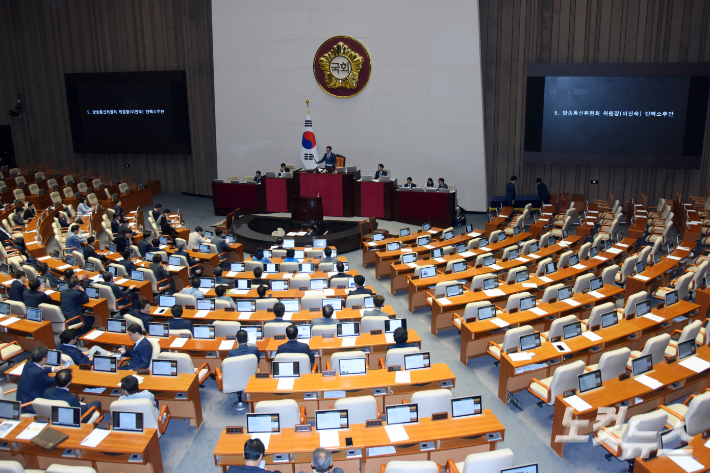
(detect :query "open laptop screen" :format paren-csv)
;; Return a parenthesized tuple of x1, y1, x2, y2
(338, 358, 366, 376)
(272, 361, 300, 378)
(520, 333, 541, 351)
(322, 298, 342, 310)
(385, 404, 418, 425)
(385, 319, 406, 333)
(148, 323, 170, 337)
(451, 396, 482, 418)
(26, 307, 42, 322)
(420, 267, 436, 278)
(193, 325, 215, 339)
(281, 299, 300, 312)
(247, 413, 280, 434)
(563, 322, 582, 340)
(52, 406, 81, 428)
(0, 400, 20, 420)
(404, 352, 430, 370)
(112, 411, 144, 432)
(159, 295, 176, 307)
(337, 322, 360, 337)
(632, 354, 653, 377)
(315, 409, 349, 431)
(237, 300, 255, 312)
(601, 312, 618, 329)
(578, 370, 602, 394)
(478, 305, 496, 321)
(152, 359, 178, 376)
(93, 355, 117, 373)
(678, 338, 696, 360)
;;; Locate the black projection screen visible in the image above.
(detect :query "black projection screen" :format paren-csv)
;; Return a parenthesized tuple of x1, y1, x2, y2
(65, 71, 191, 154)
(524, 63, 710, 169)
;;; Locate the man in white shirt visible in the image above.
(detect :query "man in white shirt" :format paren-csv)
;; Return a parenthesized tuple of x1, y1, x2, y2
(188, 226, 209, 251)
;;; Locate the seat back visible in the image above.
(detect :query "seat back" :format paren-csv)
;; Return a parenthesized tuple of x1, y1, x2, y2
(123, 313, 145, 331)
(21, 265, 37, 282)
(110, 398, 160, 436)
(384, 461, 439, 473)
(557, 251, 573, 269)
(504, 266, 526, 283)
(548, 360, 586, 401)
(540, 283, 565, 303)
(471, 274, 497, 290)
(618, 410, 667, 459)
(157, 352, 195, 374)
(489, 230, 502, 243)
(546, 314, 578, 340)
(684, 391, 710, 436)
(359, 316, 386, 333)
(263, 322, 291, 339)
(0, 460, 29, 473)
(577, 242, 591, 261)
(596, 347, 631, 382)
(410, 390, 452, 418)
(413, 265, 436, 278)
(174, 294, 197, 307)
(244, 261, 263, 272)
(254, 400, 301, 429)
(502, 325, 534, 352)
(220, 355, 258, 393)
(617, 255, 638, 284)
(678, 320, 702, 344)
(623, 291, 648, 317)
(586, 302, 616, 329)
(535, 257, 552, 276)
(330, 351, 366, 372)
(636, 246, 651, 266)
(273, 353, 310, 375)
(520, 239, 538, 255)
(212, 321, 241, 338)
(280, 262, 299, 273)
(330, 277, 350, 289)
(538, 231, 552, 248)
(317, 262, 334, 272)
(290, 275, 311, 290)
(39, 303, 69, 335)
(385, 347, 420, 368)
(94, 283, 120, 312)
(572, 273, 594, 294)
(504, 292, 532, 312)
(675, 272, 694, 300)
(445, 258, 466, 272)
(255, 298, 279, 311)
(301, 296, 326, 310)
(601, 264, 619, 286)
(640, 333, 671, 365)
(459, 449, 514, 473)
(333, 396, 379, 425)
(32, 398, 70, 418)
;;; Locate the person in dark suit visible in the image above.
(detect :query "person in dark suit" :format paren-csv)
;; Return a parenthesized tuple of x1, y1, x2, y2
(278, 163, 287, 177)
(82, 236, 106, 265)
(23, 279, 52, 308)
(227, 330, 260, 359)
(403, 177, 416, 189)
(117, 219, 132, 238)
(387, 327, 417, 350)
(255, 285, 268, 299)
(160, 211, 178, 242)
(227, 438, 279, 473)
(253, 171, 262, 184)
(138, 232, 153, 257)
(264, 302, 285, 325)
(11, 207, 25, 228)
(115, 299, 153, 329)
(102, 271, 135, 302)
(363, 294, 387, 317)
(328, 262, 349, 286)
(111, 214, 121, 235)
(0, 226, 27, 257)
(17, 346, 61, 413)
(213, 267, 230, 286)
(58, 213, 70, 229)
(8, 270, 28, 302)
(276, 325, 314, 366)
(251, 267, 270, 288)
(117, 324, 152, 370)
(167, 305, 193, 334)
(536, 177, 551, 205)
(211, 228, 229, 255)
(151, 204, 162, 222)
(113, 200, 123, 218)
(505, 175, 517, 207)
(175, 241, 197, 267)
(349, 275, 373, 296)
(437, 178, 448, 190)
(374, 164, 388, 180)
(316, 146, 336, 170)
(310, 304, 338, 326)
(22, 202, 36, 221)
(60, 277, 94, 334)
(273, 237, 284, 250)
(320, 247, 337, 264)
(37, 262, 59, 289)
(58, 329, 92, 365)
(118, 250, 138, 274)
(148, 253, 174, 292)
(43, 369, 101, 421)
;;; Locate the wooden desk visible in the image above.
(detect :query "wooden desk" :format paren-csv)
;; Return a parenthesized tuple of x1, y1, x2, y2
(208, 286, 375, 301)
(626, 201, 648, 239)
(673, 200, 703, 242)
(214, 410, 505, 473)
(498, 299, 699, 403)
(393, 189, 457, 229)
(355, 179, 397, 220)
(244, 363, 455, 417)
(550, 345, 710, 457)
(362, 228, 444, 268)
(98, 185, 155, 212)
(0, 314, 55, 350)
(635, 434, 710, 473)
(575, 205, 599, 239)
(623, 243, 695, 301)
(484, 207, 513, 236)
(1, 417, 163, 473)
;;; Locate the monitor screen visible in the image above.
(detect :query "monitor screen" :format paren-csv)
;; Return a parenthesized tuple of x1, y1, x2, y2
(431, 248, 443, 258)
(26, 307, 42, 322)
(404, 352, 430, 370)
(199, 244, 210, 253)
(235, 279, 251, 290)
(678, 338, 696, 360)
(363, 297, 374, 309)
(112, 411, 144, 432)
(272, 361, 300, 378)
(299, 263, 314, 273)
(501, 464, 538, 473)
(548, 236, 557, 246)
(483, 256, 495, 267)
(268, 280, 286, 291)
(297, 325, 311, 340)
(66, 255, 75, 266)
(578, 370, 603, 394)
(635, 300, 650, 317)
(400, 228, 410, 237)
(530, 242, 539, 253)
(569, 254, 579, 266)
(589, 247, 598, 257)
(545, 262, 556, 274)
(635, 261, 645, 274)
(51, 406, 81, 428)
(46, 349, 61, 367)
(197, 299, 215, 311)
(386, 242, 400, 252)
(322, 298, 342, 311)
(478, 305, 496, 321)
(0, 400, 20, 420)
(563, 322, 582, 340)
(557, 286, 572, 301)
(246, 413, 280, 433)
(0, 264, 8, 275)
(508, 248, 519, 260)
(385, 404, 418, 425)
(373, 233, 385, 242)
(456, 243, 467, 253)
(85, 261, 95, 272)
(315, 409, 349, 430)
(152, 359, 178, 376)
(193, 325, 215, 339)
(417, 236, 429, 246)
(313, 239, 326, 248)
(590, 277, 603, 291)
(520, 333, 541, 351)
(444, 231, 454, 240)
(283, 239, 295, 248)
(108, 266, 118, 277)
(385, 318, 406, 333)
(264, 264, 279, 274)
(516, 270, 529, 283)
(107, 319, 126, 333)
(230, 262, 245, 272)
(294, 250, 305, 259)
(336, 322, 360, 337)
(420, 267, 436, 278)
(479, 238, 489, 247)
(281, 299, 300, 312)
(451, 396, 482, 418)
(93, 355, 117, 373)
(237, 300, 255, 312)
(665, 290, 679, 306)
(483, 278, 498, 290)
(0, 302, 10, 316)
(169, 256, 182, 266)
(453, 261, 467, 273)
(520, 296, 536, 311)
(199, 278, 215, 288)
(130, 270, 144, 281)
(601, 312, 618, 329)
(310, 279, 327, 290)
(86, 287, 99, 299)
(632, 354, 653, 377)
(402, 253, 416, 264)
(445, 284, 463, 298)
(159, 295, 176, 308)
(148, 323, 169, 337)
(422, 222, 431, 231)
(338, 358, 367, 376)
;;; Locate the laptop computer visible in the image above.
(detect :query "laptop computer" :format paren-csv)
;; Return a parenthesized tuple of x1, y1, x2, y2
(483, 255, 496, 267)
(456, 243, 467, 253)
(230, 262, 245, 272)
(520, 333, 541, 351)
(385, 404, 418, 425)
(479, 237, 489, 247)
(264, 263, 279, 273)
(237, 300, 255, 312)
(322, 298, 342, 311)
(635, 261, 645, 275)
(548, 236, 557, 247)
(84, 261, 95, 272)
(315, 409, 349, 431)
(451, 395, 482, 418)
(272, 361, 300, 378)
(677, 338, 696, 361)
(57, 282, 69, 292)
(483, 278, 499, 290)
(0, 400, 20, 421)
(590, 277, 603, 292)
(66, 255, 75, 266)
(501, 464, 538, 473)
(632, 354, 653, 377)
(337, 322, 360, 337)
(363, 296, 374, 309)
(0, 263, 9, 276)
(420, 267, 436, 279)
(52, 406, 81, 428)
(108, 266, 118, 278)
(46, 349, 62, 367)
(557, 286, 572, 301)
(453, 261, 467, 273)
(400, 228, 410, 237)
(310, 279, 327, 290)
(270, 280, 288, 291)
(112, 411, 144, 433)
(299, 263, 315, 274)
(529, 242, 540, 253)
(589, 246, 598, 258)
(198, 244, 210, 253)
(386, 242, 401, 252)
(148, 323, 170, 338)
(373, 233, 385, 242)
(563, 321, 582, 340)
(294, 250, 305, 260)
(93, 355, 117, 373)
(445, 284, 463, 298)
(108, 243, 117, 253)
(338, 358, 367, 376)
(665, 290, 679, 307)
(86, 287, 100, 299)
(601, 311, 618, 329)
(508, 248, 520, 260)
(197, 299, 215, 311)
(194, 325, 215, 339)
(296, 325, 311, 340)
(578, 369, 603, 394)
(417, 236, 430, 246)
(246, 413, 280, 433)
(159, 295, 176, 308)
(477, 305, 496, 321)
(635, 300, 651, 318)
(235, 279, 251, 290)
(199, 278, 215, 289)
(385, 319, 406, 333)
(545, 261, 557, 274)
(519, 295, 536, 311)
(107, 319, 126, 334)
(569, 254, 580, 266)
(130, 270, 144, 282)
(443, 230, 454, 240)
(152, 359, 178, 376)
(280, 299, 300, 312)
(26, 307, 42, 322)
(404, 352, 430, 370)
(516, 269, 529, 283)
(169, 256, 182, 267)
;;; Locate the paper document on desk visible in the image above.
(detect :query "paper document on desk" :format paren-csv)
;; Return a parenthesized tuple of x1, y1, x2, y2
(0, 317, 20, 327)
(153, 307, 169, 315)
(437, 297, 452, 306)
(669, 453, 704, 473)
(527, 253, 541, 259)
(170, 338, 188, 348)
(384, 424, 409, 442)
(516, 257, 530, 263)
(44, 289, 56, 295)
(37, 256, 51, 261)
(480, 247, 492, 252)
(385, 333, 394, 344)
(80, 428, 112, 448)
(0, 281, 13, 287)
(319, 430, 340, 448)
(194, 310, 209, 318)
(368, 446, 397, 457)
(9, 364, 24, 376)
(562, 298, 581, 307)
(553, 342, 571, 353)
(434, 258, 446, 263)
(617, 243, 629, 248)
(251, 433, 270, 449)
(489, 264, 503, 271)
(667, 255, 681, 260)
(635, 374, 663, 390)
(588, 291, 604, 299)
(422, 245, 435, 250)
(395, 371, 410, 383)
(582, 331, 603, 342)
(483, 289, 505, 297)
(366, 242, 377, 247)
(230, 290, 250, 295)
(565, 395, 593, 413)
(237, 313, 251, 322)
(678, 246, 690, 251)
(115, 278, 129, 284)
(522, 283, 537, 289)
(277, 378, 295, 390)
(509, 352, 532, 362)
(90, 275, 103, 282)
(198, 288, 210, 294)
(341, 337, 357, 347)
(16, 422, 46, 440)
(529, 307, 547, 316)
(607, 248, 623, 254)
(593, 255, 608, 261)
(572, 264, 587, 270)
(283, 313, 293, 320)
(459, 251, 475, 258)
(83, 387, 106, 394)
(428, 230, 437, 234)
(57, 264, 71, 270)
(633, 275, 651, 281)
(539, 276, 552, 283)
(400, 248, 412, 253)
(281, 273, 294, 279)
(168, 265, 183, 272)
(406, 263, 418, 268)
(489, 318, 510, 328)
(0, 420, 19, 439)
(468, 232, 481, 238)
(679, 356, 710, 373)
(558, 241, 570, 247)
(642, 314, 664, 323)
(219, 340, 235, 351)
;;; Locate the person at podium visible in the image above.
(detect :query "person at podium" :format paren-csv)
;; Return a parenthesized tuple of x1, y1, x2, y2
(403, 177, 416, 189)
(278, 163, 287, 176)
(316, 146, 336, 170)
(374, 164, 387, 179)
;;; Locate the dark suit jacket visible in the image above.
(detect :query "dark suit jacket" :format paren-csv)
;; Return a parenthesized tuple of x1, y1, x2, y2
(17, 362, 55, 405)
(108, 282, 131, 301)
(150, 210, 161, 221)
(537, 182, 551, 203)
(117, 225, 129, 238)
(23, 289, 52, 308)
(82, 245, 99, 262)
(388, 342, 417, 351)
(168, 318, 193, 333)
(111, 220, 120, 234)
(124, 338, 152, 370)
(438, 183, 448, 190)
(9, 280, 27, 302)
(318, 153, 337, 168)
(328, 272, 349, 286)
(119, 259, 137, 274)
(149, 262, 170, 282)
(374, 170, 388, 179)
(59, 343, 91, 365)
(174, 249, 195, 267)
(276, 339, 314, 365)
(349, 286, 373, 296)
(404, 182, 416, 188)
(253, 176, 261, 184)
(23, 208, 36, 220)
(58, 217, 70, 228)
(227, 465, 278, 473)
(60, 289, 89, 317)
(114, 236, 130, 254)
(505, 181, 516, 202)
(227, 344, 260, 359)
(113, 205, 123, 218)
(43, 386, 86, 414)
(138, 239, 152, 257)
(310, 317, 338, 326)
(123, 308, 152, 328)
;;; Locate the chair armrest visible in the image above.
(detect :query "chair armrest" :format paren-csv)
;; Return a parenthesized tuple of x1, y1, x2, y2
(118, 357, 130, 367)
(215, 367, 223, 391)
(299, 405, 307, 424)
(683, 394, 697, 407)
(380, 465, 386, 473)
(0, 341, 20, 361)
(311, 363, 318, 374)
(658, 405, 684, 422)
(528, 377, 551, 403)
(669, 329, 682, 341)
(196, 362, 211, 384)
(3, 388, 16, 394)
(445, 459, 461, 473)
(158, 404, 171, 434)
(539, 333, 549, 341)
(20, 401, 33, 409)
(378, 358, 385, 370)
(65, 316, 85, 330)
(594, 426, 623, 458)
(81, 405, 101, 423)
(487, 341, 503, 357)
(425, 292, 434, 307)
(325, 361, 331, 371)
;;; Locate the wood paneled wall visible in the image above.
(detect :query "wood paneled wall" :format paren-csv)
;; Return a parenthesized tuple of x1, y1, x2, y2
(0, 0, 217, 195)
(480, 0, 710, 206)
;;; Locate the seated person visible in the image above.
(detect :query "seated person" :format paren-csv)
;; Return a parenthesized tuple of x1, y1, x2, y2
(188, 226, 209, 251)
(264, 302, 286, 325)
(117, 324, 152, 370)
(374, 163, 387, 180)
(276, 324, 314, 366)
(114, 229, 133, 254)
(23, 202, 36, 221)
(59, 277, 94, 334)
(363, 294, 387, 317)
(227, 439, 276, 473)
(215, 284, 237, 310)
(256, 285, 268, 299)
(65, 225, 86, 252)
(37, 262, 59, 289)
(437, 177, 448, 190)
(117, 218, 130, 238)
(349, 275, 373, 296)
(251, 267, 270, 288)
(58, 212, 70, 228)
(311, 304, 338, 326)
(17, 346, 62, 412)
(211, 228, 229, 255)
(180, 277, 205, 299)
(118, 375, 159, 416)
(76, 197, 92, 217)
(167, 305, 193, 334)
(320, 247, 337, 264)
(102, 271, 136, 302)
(283, 248, 298, 263)
(227, 329, 260, 359)
(254, 171, 262, 184)
(59, 329, 92, 365)
(251, 248, 271, 265)
(9, 270, 28, 302)
(150, 238, 162, 253)
(278, 163, 287, 177)
(328, 262, 349, 285)
(115, 299, 153, 329)
(214, 267, 230, 286)
(403, 177, 416, 188)
(426, 178, 435, 188)
(11, 207, 25, 227)
(149, 254, 174, 293)
(82, 236, 106, 264)
(23, 278, 52, 308)
(387, 327, 416, 350)
(273, 237, 284, 250)
(138, 231, 153, 256)
(43, 369, 101, 421)
(310, 448, 345, 473)
(118, 249, 138, 274)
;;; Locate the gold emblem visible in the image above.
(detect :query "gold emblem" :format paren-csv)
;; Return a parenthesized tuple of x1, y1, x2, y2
(318, 42, 363, 90)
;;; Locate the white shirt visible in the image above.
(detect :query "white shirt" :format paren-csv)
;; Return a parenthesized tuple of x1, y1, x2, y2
(187, 232, 207, 251)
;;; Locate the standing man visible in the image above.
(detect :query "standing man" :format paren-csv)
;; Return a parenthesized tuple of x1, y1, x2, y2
(374, 164, 387, 180)
(316, 146, 336, 171)
(113, 200, 123, 219)
(536, 177, 551, 205)
(505, 175, 517, 207)
(151, 204, 162, 222)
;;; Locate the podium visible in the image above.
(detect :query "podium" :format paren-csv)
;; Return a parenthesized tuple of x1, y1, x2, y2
(292, 196, 323, 222)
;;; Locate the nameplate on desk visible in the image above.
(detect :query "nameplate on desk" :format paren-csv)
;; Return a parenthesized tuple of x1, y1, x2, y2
(372, 388, 387, 396)
(226, 335, 236, 340)
(274, 335, 286, 340)
(295, 424, 312, 432)
(337, 285, 346, 289)
(225, 307, 235, 312)
(226, 426, 243, 434)
(388, 365, 401, 372)
(666, 356, 677, 364)
(370, 329, 382, 335)
(180, 333, 190, 338)
(79, 364, 91, 370)
(411, 275, 419, 280)
(185, 305, 195, 310)
(310, 307, 320, 312)
(619, 372, 631, 381)
(352, 305, 362, 309)
(322, 370, 336, 377)
(432, 412, 449, 421)
(136, 369, 150, 375)
(304, 392, 317, 400)
(267, 308, 273, 312)
(256, 373, 269, 379)
(366, 419, 383, 428)
(419, 441, 435, 451)
(466, 317, 476, 323)
(323, 333, 334, 339)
